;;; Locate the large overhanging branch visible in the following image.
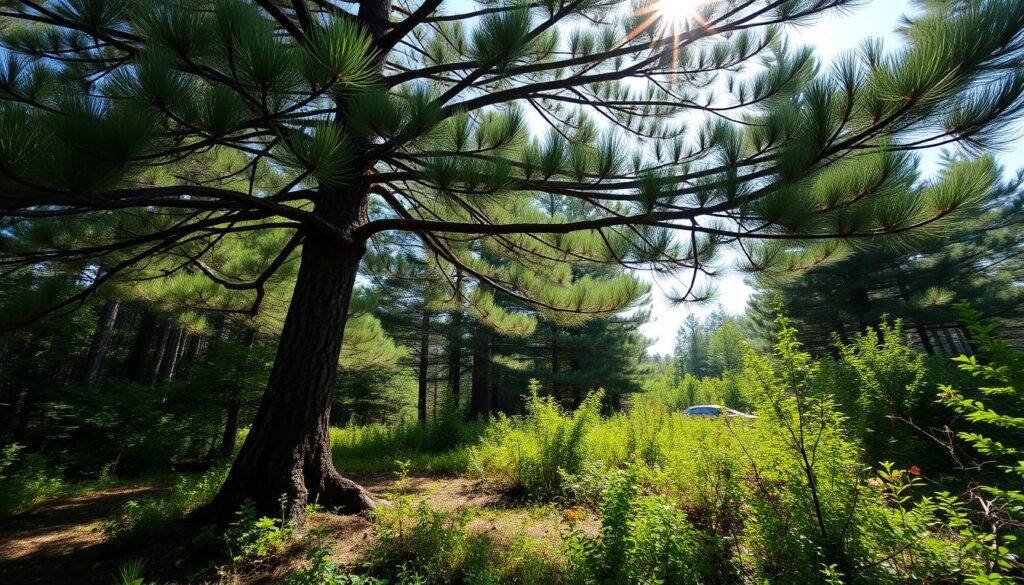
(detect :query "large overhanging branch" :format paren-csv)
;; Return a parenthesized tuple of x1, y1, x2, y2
(374, 185, 643, 317)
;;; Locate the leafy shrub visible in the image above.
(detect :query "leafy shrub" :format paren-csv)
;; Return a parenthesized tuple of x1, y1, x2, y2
(472, 381, 602, 498)
(330, 418, 482, 475)
(833, 319, 940, 466)
(224, 497, 294, 565)
(114, 559, 157, 585)
(566, 464, 708, 585)
(936, 302, 1024, 580)
(285, 530, 387, 585)
(367, 462, 468, 582)
(103, 466, 226, 542)
(0, 443, 68, 515)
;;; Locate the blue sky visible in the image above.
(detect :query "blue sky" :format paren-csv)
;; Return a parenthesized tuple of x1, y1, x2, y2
(641, 0, 1024, 355)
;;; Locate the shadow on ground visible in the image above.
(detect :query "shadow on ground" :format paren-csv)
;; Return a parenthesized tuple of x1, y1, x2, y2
(0, 485, 167, 584)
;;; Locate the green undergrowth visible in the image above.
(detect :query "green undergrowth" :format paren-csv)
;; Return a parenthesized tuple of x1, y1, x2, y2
(0, 442, 134, 516)
(329, 417, 484, 475)
(102, 465, 228, 543)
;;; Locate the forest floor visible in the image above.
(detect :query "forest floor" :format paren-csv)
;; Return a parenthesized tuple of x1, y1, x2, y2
(0, 483, 171, 583)
(0, 472, 587, 584)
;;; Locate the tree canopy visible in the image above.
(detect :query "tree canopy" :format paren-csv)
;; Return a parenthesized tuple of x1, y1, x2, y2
(3, 0, 1024, 523)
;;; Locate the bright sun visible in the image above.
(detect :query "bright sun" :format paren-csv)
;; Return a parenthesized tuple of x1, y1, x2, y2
(627, 0, 709, 44)
(657, 0, 698, 28)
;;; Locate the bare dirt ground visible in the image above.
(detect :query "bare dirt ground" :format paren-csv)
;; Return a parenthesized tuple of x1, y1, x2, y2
(0, 484, 168, 583)
(0, 473, 589, 584)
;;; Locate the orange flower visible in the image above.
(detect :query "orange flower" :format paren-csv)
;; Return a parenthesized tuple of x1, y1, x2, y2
(909, 465, 921, 476)
(565, 507, 587, 522)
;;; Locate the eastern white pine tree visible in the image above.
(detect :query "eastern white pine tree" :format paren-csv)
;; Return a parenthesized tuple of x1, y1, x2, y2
(2, 0, 1024, 522)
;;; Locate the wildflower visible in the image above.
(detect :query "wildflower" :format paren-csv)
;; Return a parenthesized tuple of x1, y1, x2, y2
(909, 465, 921, 476)
(565, 507, 587, 522)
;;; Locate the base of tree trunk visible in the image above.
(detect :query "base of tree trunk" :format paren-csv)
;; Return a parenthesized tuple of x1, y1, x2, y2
(198, 201, 376, 526)
(193, 451, 375, 526)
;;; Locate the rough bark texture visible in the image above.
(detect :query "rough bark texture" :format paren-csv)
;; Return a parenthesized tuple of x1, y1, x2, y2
(202, 0, 390, 525)
(79, 299, 120, 387)
(203, 194, 374, 524)
(489, 375, 500, 417)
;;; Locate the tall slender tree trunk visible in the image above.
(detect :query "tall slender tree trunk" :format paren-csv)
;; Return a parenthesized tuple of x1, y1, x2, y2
(79, 299, 120, 387)
(446, 317, 462, 408)
(446, 279, 463, 409)
(551, 327, 560, 398)
(127, 311, 158, 382)
(219, 400, 241, 459)
(940, 327, 959, 355)
(203, 194, 374, 524)
(489, 374, 501, 417)
(149, 320, 171, 387)
(916, 325, 935, 355)
(177, 334, 202, 380)
(470, 331, 491, 419)
(156, 327, 183, 384)
(418, 309, 431, 426)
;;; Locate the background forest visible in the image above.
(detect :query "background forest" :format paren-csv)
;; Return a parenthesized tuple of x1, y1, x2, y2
(1, 0, 1024, 584)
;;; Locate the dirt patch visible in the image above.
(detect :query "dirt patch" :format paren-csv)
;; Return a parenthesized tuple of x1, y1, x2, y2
(0, 474, 593, 584)
(0, 484, 168, 583)
(0, 485, 167, 563)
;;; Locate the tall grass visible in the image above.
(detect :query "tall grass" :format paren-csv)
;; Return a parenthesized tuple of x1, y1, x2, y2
(330, 416, 486, 475)
(471, 384, 602, 497)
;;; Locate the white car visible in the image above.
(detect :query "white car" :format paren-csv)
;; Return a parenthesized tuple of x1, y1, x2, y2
(683, 405, 757, 420)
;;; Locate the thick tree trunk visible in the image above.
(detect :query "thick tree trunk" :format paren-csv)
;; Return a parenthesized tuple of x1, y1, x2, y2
(203, 198, 374, 524)
(418, 309, 431, 425)
(0, 388, 28, 446)
(79, 299, 120, 387)
(126, 311, 158, 382)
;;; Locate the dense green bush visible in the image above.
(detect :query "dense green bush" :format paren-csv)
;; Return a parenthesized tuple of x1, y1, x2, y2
(472, 381, 602, 498)
(360, 463, 569, 584)
(566, 464, 711, 585)
(102, 466, 227, 542)
(0, 443, 68, 514)
(330, 415, 484, 475)
(936, 302, 1024, 580)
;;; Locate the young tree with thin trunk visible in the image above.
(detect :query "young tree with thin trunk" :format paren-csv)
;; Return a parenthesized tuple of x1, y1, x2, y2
(3, 0, 1024, 523)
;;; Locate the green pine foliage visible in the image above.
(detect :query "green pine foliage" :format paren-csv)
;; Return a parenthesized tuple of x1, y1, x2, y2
(2, 1, 1024, 581)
